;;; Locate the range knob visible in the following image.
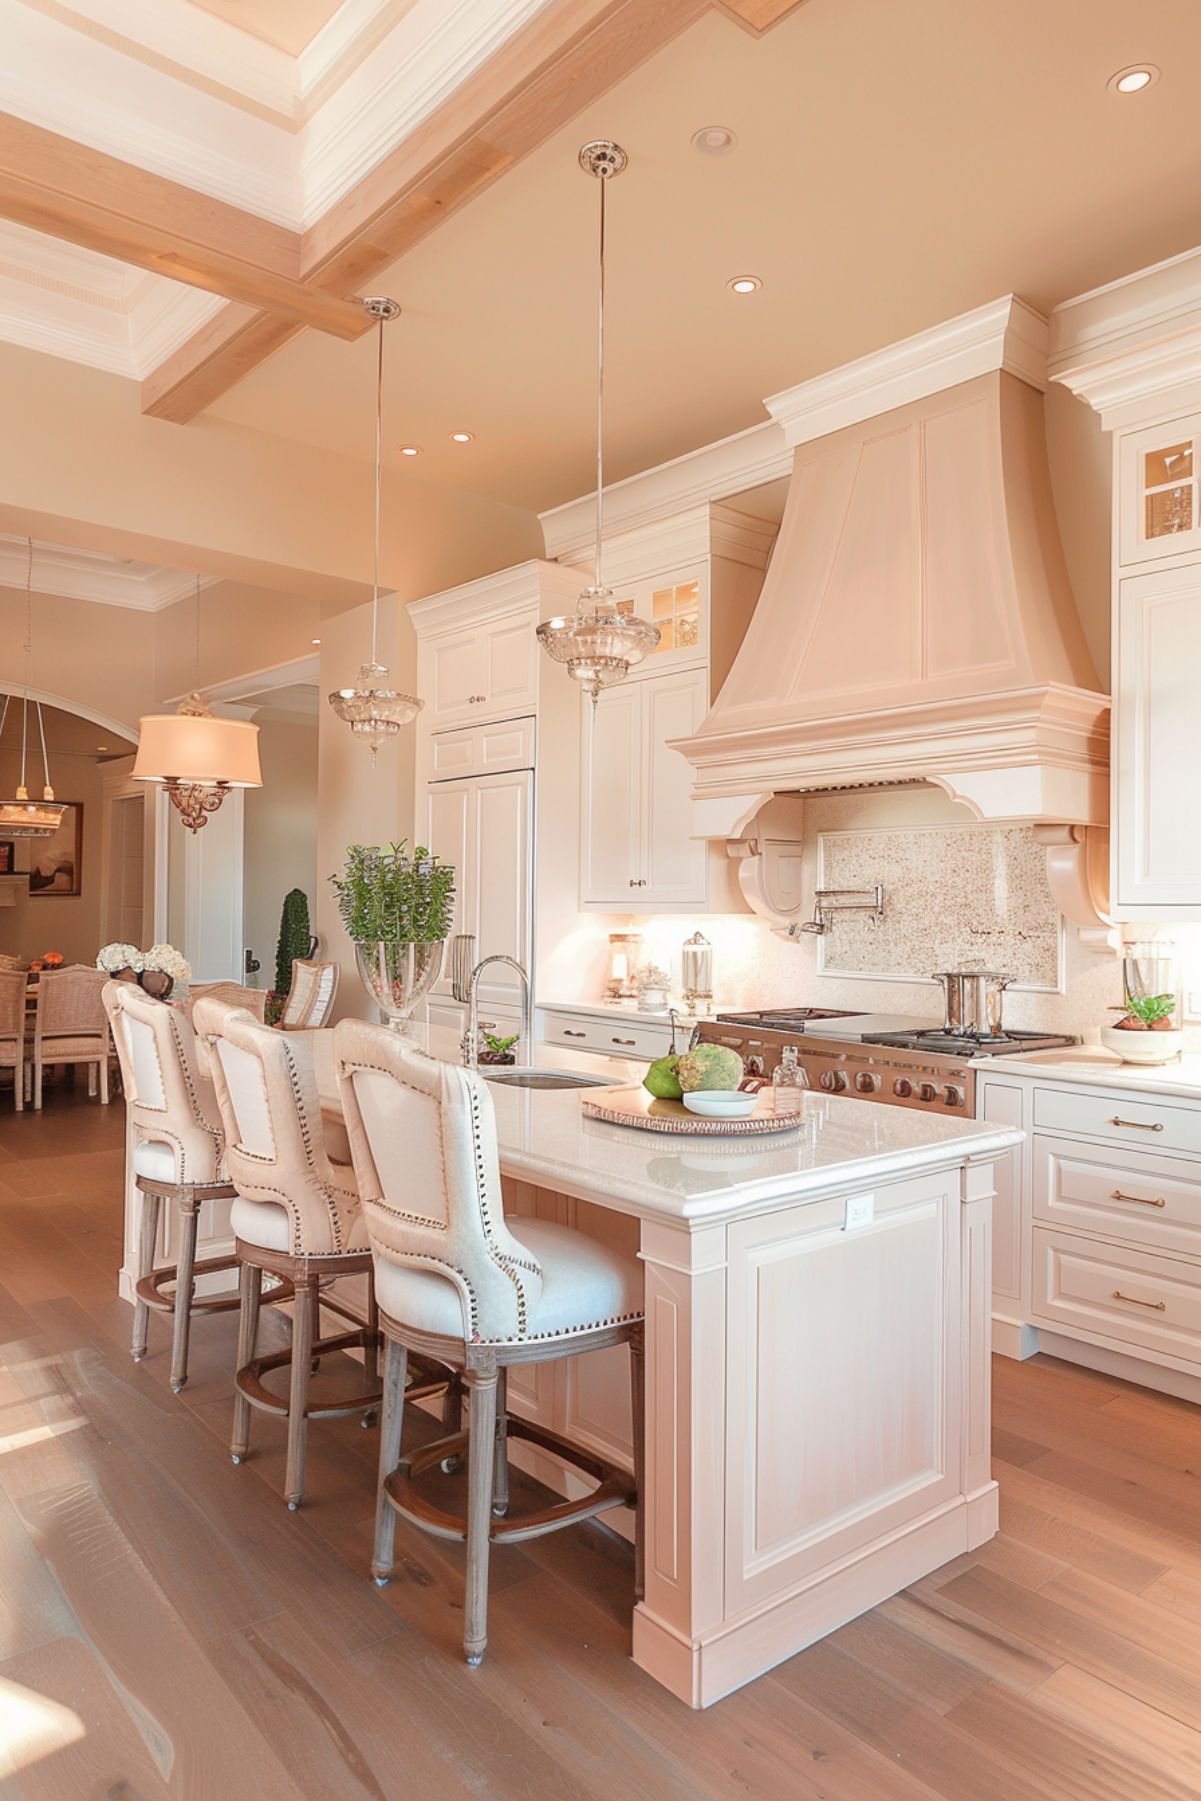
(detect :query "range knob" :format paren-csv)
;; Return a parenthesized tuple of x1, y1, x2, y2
(893, 1077, 913, 1098)
(820, 1070, 848, 1093)
(918, 1082, 938, 1103)
(746, 1055, 765, 1077)
(854, 1072, 879, 1094)
(943, 1085, 964, 1108)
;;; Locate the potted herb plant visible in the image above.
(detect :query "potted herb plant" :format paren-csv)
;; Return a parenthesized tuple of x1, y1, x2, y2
(329, 842, 455, 1032)
(476, 1031, 519, 1068)
(1100, 991, 1185, 1065)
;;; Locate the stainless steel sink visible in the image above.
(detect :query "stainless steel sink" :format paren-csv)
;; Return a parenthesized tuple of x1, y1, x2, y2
(476, 1067, 615, 1090)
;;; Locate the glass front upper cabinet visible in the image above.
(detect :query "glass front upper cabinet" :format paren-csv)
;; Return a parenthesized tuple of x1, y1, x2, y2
(1121, 418, 1201, 564)
(609, 569, 707, 669)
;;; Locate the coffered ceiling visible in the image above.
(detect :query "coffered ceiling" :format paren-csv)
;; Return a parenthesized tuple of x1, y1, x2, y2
(180, 0, 349, 55)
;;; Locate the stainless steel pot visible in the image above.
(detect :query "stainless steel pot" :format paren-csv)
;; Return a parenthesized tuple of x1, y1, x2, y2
(931, 969, 1014, 1038)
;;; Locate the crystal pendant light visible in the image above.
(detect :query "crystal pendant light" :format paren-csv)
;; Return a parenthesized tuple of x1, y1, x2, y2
(133, 574, 262, 831)
(328, 296, 422, 762)
(0, 539, 66, 838)
(537, 141, 660, 704)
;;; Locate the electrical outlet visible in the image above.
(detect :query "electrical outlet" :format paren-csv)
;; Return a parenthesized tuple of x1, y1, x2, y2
(1187, 990, 1201, 1022)
(844, 1192, 874, 1232)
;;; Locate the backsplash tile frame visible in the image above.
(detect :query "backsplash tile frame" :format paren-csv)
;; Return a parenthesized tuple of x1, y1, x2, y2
(816, 821, 1065, 994)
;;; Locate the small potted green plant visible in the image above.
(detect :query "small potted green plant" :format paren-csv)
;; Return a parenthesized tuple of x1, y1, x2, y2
(1100, 992, 1184, 1065)
(329, 842, 455, 1032)
(476, 1031, 519, 1068)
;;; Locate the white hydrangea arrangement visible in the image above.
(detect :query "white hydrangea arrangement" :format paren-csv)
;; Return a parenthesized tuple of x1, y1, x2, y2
(142, 943, 192, 983)
(97, 942, 144, 974)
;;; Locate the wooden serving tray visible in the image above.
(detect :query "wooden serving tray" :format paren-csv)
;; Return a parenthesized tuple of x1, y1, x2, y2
(581, 1085, 802, 1136)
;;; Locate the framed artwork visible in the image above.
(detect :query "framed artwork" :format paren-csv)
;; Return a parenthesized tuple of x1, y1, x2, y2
(0, 841, 13, 875)
(29, 804, 83, 897)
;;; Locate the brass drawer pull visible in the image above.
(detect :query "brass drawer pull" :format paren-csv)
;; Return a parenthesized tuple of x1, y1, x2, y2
(1110, 1117, 1164, 1132)
(1111, 1289, 1167, 1311)
(1111, 1189, 1167, 1208)
(612, 1036, 636, 1046)
(563, 1029, 587, 1039)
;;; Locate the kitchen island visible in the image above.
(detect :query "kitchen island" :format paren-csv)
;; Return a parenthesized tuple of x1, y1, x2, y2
(119, 1020, 1022, 1708)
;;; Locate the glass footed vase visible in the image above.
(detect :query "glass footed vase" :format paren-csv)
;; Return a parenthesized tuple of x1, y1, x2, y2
(354, 939, 446, 1032)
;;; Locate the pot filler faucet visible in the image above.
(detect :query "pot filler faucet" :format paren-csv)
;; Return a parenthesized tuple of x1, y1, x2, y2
(462, 956, 531, 1068)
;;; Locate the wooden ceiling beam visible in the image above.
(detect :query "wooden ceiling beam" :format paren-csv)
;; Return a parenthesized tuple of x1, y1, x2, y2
(142, 0, 710, 423)
(0, 116, 370, 340)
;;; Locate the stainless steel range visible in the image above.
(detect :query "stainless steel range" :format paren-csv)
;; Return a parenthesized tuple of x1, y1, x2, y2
(697, 1011, 1076, 1117)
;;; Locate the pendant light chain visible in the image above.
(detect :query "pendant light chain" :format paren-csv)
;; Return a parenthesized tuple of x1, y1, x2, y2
(594, 169, 607, 596)
(21, 537, 32, 795)
(371, 310, 385, 667)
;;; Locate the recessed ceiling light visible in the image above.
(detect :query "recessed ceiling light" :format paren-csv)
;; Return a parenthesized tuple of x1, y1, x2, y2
(96, 744, 108, 751)
(692, 125, 738, 154)
(399, 445, 421, 457)
(450, 431, 475, 443)
(728, 275, 762, 295)
(1108, 64, 1159, 94)
(310, 637, 322, 646)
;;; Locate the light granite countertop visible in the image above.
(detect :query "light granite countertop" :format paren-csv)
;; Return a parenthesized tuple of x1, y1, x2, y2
(313, 1022, 1022, 1228)
(984, 1043, 1201, 1103)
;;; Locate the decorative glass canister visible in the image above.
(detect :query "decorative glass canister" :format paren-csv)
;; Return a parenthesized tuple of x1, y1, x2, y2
(1122, 938, 1181, 1024)
(681, 931, 713, 1008)
(604, 931, 641, 1000)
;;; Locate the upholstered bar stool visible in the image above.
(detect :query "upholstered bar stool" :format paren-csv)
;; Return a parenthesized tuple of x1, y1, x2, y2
(196, 999, 445, 1510)
(335, 1019, 645, 1669)
(103, 980, 269, 1391)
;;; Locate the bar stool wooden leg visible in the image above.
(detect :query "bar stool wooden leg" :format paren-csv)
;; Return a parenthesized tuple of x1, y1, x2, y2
(491, 1368, 509, 1519)
(285, 1275, 317, 1510)
(169, 1192, 201, 1392)
(131, 1187, 161, 1363)
(629, 1323, 646, 1602)
(231, 1263, 262, 1463)
(371, 1337, 408, 1584)
(463, 1359, 499, 1667)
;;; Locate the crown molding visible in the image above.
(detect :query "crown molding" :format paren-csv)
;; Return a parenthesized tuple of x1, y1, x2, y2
(408, 558, 585, 633)
(552, 502, 779, 589)
(1050, 242, 1201, 430)
(765, 295, 1048, 449)
(0, 535, 218, 610)
(539, 419, 790, 561)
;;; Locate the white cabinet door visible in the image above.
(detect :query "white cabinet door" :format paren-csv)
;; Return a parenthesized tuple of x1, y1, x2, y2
(484, 616, 539, 718)
(428, 632, 485, 726)
(1119, 417, 1201, 567)
(425, 610, 539, 730)
(473, 770, 533, 1015)
(581, 683, 643, 907)
(1115, 564, 1201, 917)
(641, 666, 707, 909)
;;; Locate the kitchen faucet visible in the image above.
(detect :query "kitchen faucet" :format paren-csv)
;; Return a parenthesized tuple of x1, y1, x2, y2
(461, 956, 531, 1068)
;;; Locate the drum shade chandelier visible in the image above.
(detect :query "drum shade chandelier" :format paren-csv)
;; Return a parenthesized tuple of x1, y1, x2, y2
(0, 539, 66, 837)
(328, 297, 422, 762)
(537, 141, 659, 704)
(133, 574, 262, 832)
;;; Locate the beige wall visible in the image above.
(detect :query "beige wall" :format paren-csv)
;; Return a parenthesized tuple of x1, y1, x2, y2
(243, 718, 318, 988)
(155, 582, 322, 701)
(0, 587, 158, 736)
(0, 749, 105, 966)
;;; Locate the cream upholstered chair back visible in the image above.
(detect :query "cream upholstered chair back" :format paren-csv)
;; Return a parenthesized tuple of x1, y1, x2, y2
(280, 959, 339, 1030)
(0, 969, 24, 1040)
(37, 965, 107, 1038)
(334, 1018, 544, 1343)
(102, 979, 224, 1183)
(188, 982, 268, 1024)
(195, 997, 358, 1257)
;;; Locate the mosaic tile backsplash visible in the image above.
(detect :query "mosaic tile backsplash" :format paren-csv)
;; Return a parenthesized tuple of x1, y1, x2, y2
(817, 823, 1062, 990)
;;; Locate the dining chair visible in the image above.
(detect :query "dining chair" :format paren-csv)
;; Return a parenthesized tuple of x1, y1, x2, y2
(0, 968, 26, 1111)
(32, 964, 111, 1109)
(195, 998, 444, 1510)
(103, 979, 267, 1390)
(335, 1018, 644, 1668)
(188, 982, 268, 1024)
(279, 958, 340, 1030)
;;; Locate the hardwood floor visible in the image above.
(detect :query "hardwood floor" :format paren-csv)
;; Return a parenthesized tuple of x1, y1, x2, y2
(1, 1093, 1199, 1798)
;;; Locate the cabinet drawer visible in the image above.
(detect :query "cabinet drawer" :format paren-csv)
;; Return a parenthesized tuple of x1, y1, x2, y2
(542, 1012, 672, 1061)
(1032, 1085, 1201, 1158)
(1033, 1134, 1201, 1257)
(429, 716, 535, 780)
(1031, 1226, 1201, 1365)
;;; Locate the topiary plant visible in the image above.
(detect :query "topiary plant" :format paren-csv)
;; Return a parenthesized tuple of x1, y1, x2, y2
(274, 888, 312, 998)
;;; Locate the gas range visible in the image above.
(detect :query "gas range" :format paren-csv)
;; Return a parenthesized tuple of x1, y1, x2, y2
(697, 1011, 1077, 1117)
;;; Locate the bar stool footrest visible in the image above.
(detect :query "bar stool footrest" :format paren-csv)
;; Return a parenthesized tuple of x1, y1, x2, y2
(383, 1414, 636, 1546)
(236, 1326, 383, 1420)
(135, 1259, 295, 1317)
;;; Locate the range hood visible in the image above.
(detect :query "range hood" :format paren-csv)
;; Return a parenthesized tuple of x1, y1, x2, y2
(674, 298, 1110, 844)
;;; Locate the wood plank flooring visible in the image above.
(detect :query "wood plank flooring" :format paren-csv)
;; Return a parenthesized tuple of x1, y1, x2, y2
(1, 1092, 1200, 1797)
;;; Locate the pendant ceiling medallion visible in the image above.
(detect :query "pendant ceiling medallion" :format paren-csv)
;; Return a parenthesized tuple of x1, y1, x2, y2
(133, 575, 262, 831)
(328, 296, 422, 761)
(0, 539, 66, 838)
(536, 141, 660, 705)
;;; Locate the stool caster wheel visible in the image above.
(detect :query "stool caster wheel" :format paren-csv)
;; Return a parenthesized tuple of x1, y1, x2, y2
(170, 1382, 185, 1395)
(372, 1575, 390, 1589)
(132, 1351, 145, 1364)
(360, 1409, 378, 1429)
(231, 1452, 244, 1465)
(465, 1652, 484, 1669)
(287, 1498, 300, 1512)
(491, 1502, 509, 1519)
(440, 1453, 464, 1475)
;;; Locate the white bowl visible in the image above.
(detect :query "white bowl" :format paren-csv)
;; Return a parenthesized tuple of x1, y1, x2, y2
(681, 1090, 758, 1120)
(1099, 1025, 1185, 1065)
